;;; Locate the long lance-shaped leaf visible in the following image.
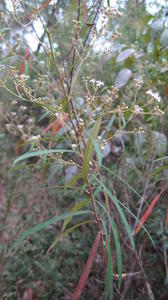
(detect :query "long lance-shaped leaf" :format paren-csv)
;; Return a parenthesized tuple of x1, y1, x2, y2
(102, 221, 113, 300)
(72, 232, 100, 300)
(65, 173, 83, 190)
(135, 189, 165, 235)
(98, 202, 122, 289)
(62, 199, 90, 232)
(94, 177, 135, 250)
(13, 149, 73, 165)
(47, 220, 92, 253)
(9, 210, 90, 250)
(82, 117, 102, 183)
(93, 176, 154, 244)
(99, 162, 141, 199)
(86, 133, 102, 169)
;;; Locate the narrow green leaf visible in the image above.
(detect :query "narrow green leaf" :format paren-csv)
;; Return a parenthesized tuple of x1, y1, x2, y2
(9, 210, 90, 250)
(48, 51, 51, 72)
(70, 0, 76, 16)
(86, 132, 102, 169)
(93, 176, 154, 245)
(102, 221, 113, 300)
(99, 162, 141, 199)
(37, 111, 50, 123)
(0, 28, 10, 34)
(25, 60, 29, 75)
(98, 202, 122, 288)
(13, 149, 73, 165)
(154, 156, 168, 162)
(82, 117, 102, 182)
(48, 220, 92, 252)
(62, 199, 90, 232)
(65, 172, 83, 190)
(0, 56, 14, 64)
(107, 0, 110, 7)
(94, 177, 135, 250)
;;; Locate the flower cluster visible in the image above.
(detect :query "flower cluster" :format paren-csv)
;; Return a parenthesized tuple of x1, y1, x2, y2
(0, 65, 5, 71)
(98, 7, 123, 34)
(134, 105, 144, 114)
(134, 79, 143, 89)
(90, 79, 104, 88)
(101, 7, 123, 18)
(28, 135, 41, 142)
(146, 89, 161, 103)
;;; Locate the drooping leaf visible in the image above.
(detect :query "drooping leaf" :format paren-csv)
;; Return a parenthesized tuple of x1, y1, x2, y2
(93, 172, 153, 244)
(102, 221, 113, 300)
(48, 220, 92, 253)
(65, 172, 83, 189)
(72, 232, 100, 300)
(82, 117, 102, 182)
(94, 177, 135, 250)
(62, 199, 90, 232)
(0, 28, 10, 34)
(69, 0, 76, 17)
(37, 111, 50, 123)
(86, 131, 102, 169)
(9, 210, 90, 250)
(98, 202, 122, 288)
(143, 27, 151, 44)
(13, 149, 73, 165)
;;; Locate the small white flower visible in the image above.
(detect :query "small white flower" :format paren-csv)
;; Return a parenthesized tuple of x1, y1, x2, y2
(20, 74, 30, 80)
(11, 100, 18, 105)
(146, 90, 161, 102)
(134, 79, 143, 89)
(96, 80, 104, 88)
(134, 105, 143, 113)
(28, 135, 41, 142)
(27, 118, 34, 124)
(17, 124, 24, 129)
(11, 111, 17, 117)
(90, 79, 96, 84)
(20, 106, 27, 111)
(6, 124, 11, 130)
